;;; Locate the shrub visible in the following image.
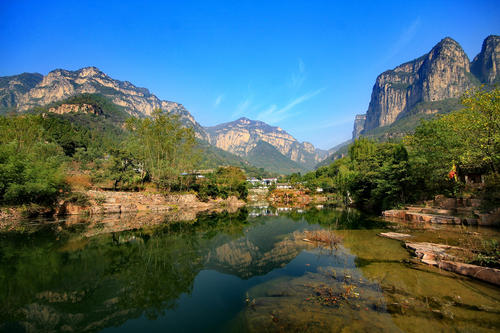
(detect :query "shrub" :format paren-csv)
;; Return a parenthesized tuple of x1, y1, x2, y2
(482, 173, 500, 212)
(65, 192, 90, 206)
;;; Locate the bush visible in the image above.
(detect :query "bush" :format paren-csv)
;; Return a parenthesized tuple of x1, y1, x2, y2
(65, 192, 90, 206)
(0, 142, 67, 206)
(482, 173, 500, 212)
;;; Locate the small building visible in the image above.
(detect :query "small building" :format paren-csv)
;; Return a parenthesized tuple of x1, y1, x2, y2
(458, 165, 486, 187)
(316, 187, 324, 193)
(276, 183, 292, 189)
(247, 177, 261, 186)
(262, 178, 278, 186)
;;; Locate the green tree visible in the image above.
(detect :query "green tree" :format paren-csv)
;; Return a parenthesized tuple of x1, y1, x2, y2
(105, 149, 139, 190)
(456, 87, 499, 173)
(213, 166, 248, 199)
(406, 87, 500, 197)
(125, 110, 199, 190)
(0, 116, 67, 205)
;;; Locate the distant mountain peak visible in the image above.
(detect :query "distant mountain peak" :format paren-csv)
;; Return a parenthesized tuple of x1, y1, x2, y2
(429, 36, 466, 58)
(78, 66, 105, 77)
(471, 35, 500, 85)
(205, 117, 328, 171)
(438, 36, 460, 46)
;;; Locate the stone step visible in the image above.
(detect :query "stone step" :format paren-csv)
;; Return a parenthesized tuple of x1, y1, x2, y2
(405, 212, 464, 224)
(383, 209, 478, 225)
(405, 206, 456, 216)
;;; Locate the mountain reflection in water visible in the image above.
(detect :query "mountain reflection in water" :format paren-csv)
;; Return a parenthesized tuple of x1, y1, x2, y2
(0, 208, 499, 332)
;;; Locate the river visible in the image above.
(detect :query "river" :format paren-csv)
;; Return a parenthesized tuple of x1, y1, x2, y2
(1, 208, 499, 332)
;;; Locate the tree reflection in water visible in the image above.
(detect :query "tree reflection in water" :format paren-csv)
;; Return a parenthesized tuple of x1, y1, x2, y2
(0, 208, 499, 332)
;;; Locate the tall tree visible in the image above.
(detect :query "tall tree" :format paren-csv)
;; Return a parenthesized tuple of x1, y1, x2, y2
(125, 110, 198, 189)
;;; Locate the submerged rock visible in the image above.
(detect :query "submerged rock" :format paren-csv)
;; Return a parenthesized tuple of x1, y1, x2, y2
(405, 241, 500, 286)
(378, 232, 412, 240)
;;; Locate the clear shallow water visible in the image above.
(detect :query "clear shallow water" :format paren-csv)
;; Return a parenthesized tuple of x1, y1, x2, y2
(1, 208, 499, 332)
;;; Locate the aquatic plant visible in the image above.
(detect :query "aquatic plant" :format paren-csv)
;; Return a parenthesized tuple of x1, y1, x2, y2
(303, 230, 343, 249)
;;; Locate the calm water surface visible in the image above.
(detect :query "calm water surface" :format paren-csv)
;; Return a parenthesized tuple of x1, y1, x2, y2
(1, 208, 499, 332)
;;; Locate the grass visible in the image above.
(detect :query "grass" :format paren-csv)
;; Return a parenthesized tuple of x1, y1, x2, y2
(66, 173, 93, 190)
(466, 238, 500, 269)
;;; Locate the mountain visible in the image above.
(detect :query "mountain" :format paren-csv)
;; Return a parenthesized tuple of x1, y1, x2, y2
(317, 35, 499, 170)
(0, 66, 209, 140)
(1, 66, 327, 174)
(349, 35, 499, 142)
(246, 140, 307, 174)
(205, 117, 328, 171)
(471, 35, 500, 85)
(315, 139, 351, 168)
(0, 72, 43, 111)
(358, 37, 477, 137)
(196, 140, 273, 177)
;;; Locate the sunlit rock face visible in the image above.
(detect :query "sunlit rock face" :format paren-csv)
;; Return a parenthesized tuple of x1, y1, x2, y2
(351, 36, 500, 139)
(205, 117, 328, 168)
(352, 114, 366, 139)
(0, 72, 43, 109)
(0, 66, 209, 140)
(362, 37, 475, 132)
(48, 103, 102, 115)
(471, 35, 500, 85)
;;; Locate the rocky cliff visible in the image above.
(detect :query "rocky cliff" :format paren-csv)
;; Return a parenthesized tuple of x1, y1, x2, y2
(205, 117, 327, 170)
(360, 37, 476, 135)
(0, 66, 329, 174)
(350, 36, 500, 140)
(48, 103, 102, 116)
(352, 114, 366, 138)
(471, 35, 500, 85)
(0, 72, 43, 111)
(0, 66, 208, 139)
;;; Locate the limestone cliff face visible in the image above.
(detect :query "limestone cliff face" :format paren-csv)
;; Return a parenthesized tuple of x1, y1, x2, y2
(471, 35, 500, 85)
(362, 37, 475, 133)
(48, 103, 102, 115)
(352, 114, 366, 139)
(205, 117, 327, 169)
(0, 72, 43, 110)
(1, 67, 208, 140)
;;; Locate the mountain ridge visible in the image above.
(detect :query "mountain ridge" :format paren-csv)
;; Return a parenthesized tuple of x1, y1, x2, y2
(317, 35, 499, 169)
(0, 67, 328, 174)
(351, 35, 498, 140)
(205, 117, 328, 170)
(0, 66, 210, 140)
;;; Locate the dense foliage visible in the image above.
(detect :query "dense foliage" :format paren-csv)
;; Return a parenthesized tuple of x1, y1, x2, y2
(125, 110, 198, 190)
(0, 94, 251, 207)
(291, 87, 500, 212)
(0, 116, 67, 205)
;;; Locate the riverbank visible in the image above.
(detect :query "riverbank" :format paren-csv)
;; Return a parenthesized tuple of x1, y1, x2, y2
(382, 195, 500, 227)
(380, 231, 500, 286)
(267, 188, 331, 208)
(0, 190, 245, 227)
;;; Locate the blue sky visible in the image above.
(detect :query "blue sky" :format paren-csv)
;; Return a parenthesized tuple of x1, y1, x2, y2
(1, 1, 499, 149)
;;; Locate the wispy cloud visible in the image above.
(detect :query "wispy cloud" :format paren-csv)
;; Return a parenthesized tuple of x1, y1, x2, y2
(257, 88, 325, 124)
(289, 58, 306, 89)
(213, 94, 224, 108)
(293, 116, 354, 132)
(383, 17, 421, 64)
(231, 98, 252, 118)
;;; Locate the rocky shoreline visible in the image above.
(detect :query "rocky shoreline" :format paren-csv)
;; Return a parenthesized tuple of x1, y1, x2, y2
(382, 195, 500, 227)
(0, 190, 245, 226)
(379, 232, 500, 286)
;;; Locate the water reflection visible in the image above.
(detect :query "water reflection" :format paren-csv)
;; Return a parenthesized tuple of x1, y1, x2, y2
(0, 208, 499, 332)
